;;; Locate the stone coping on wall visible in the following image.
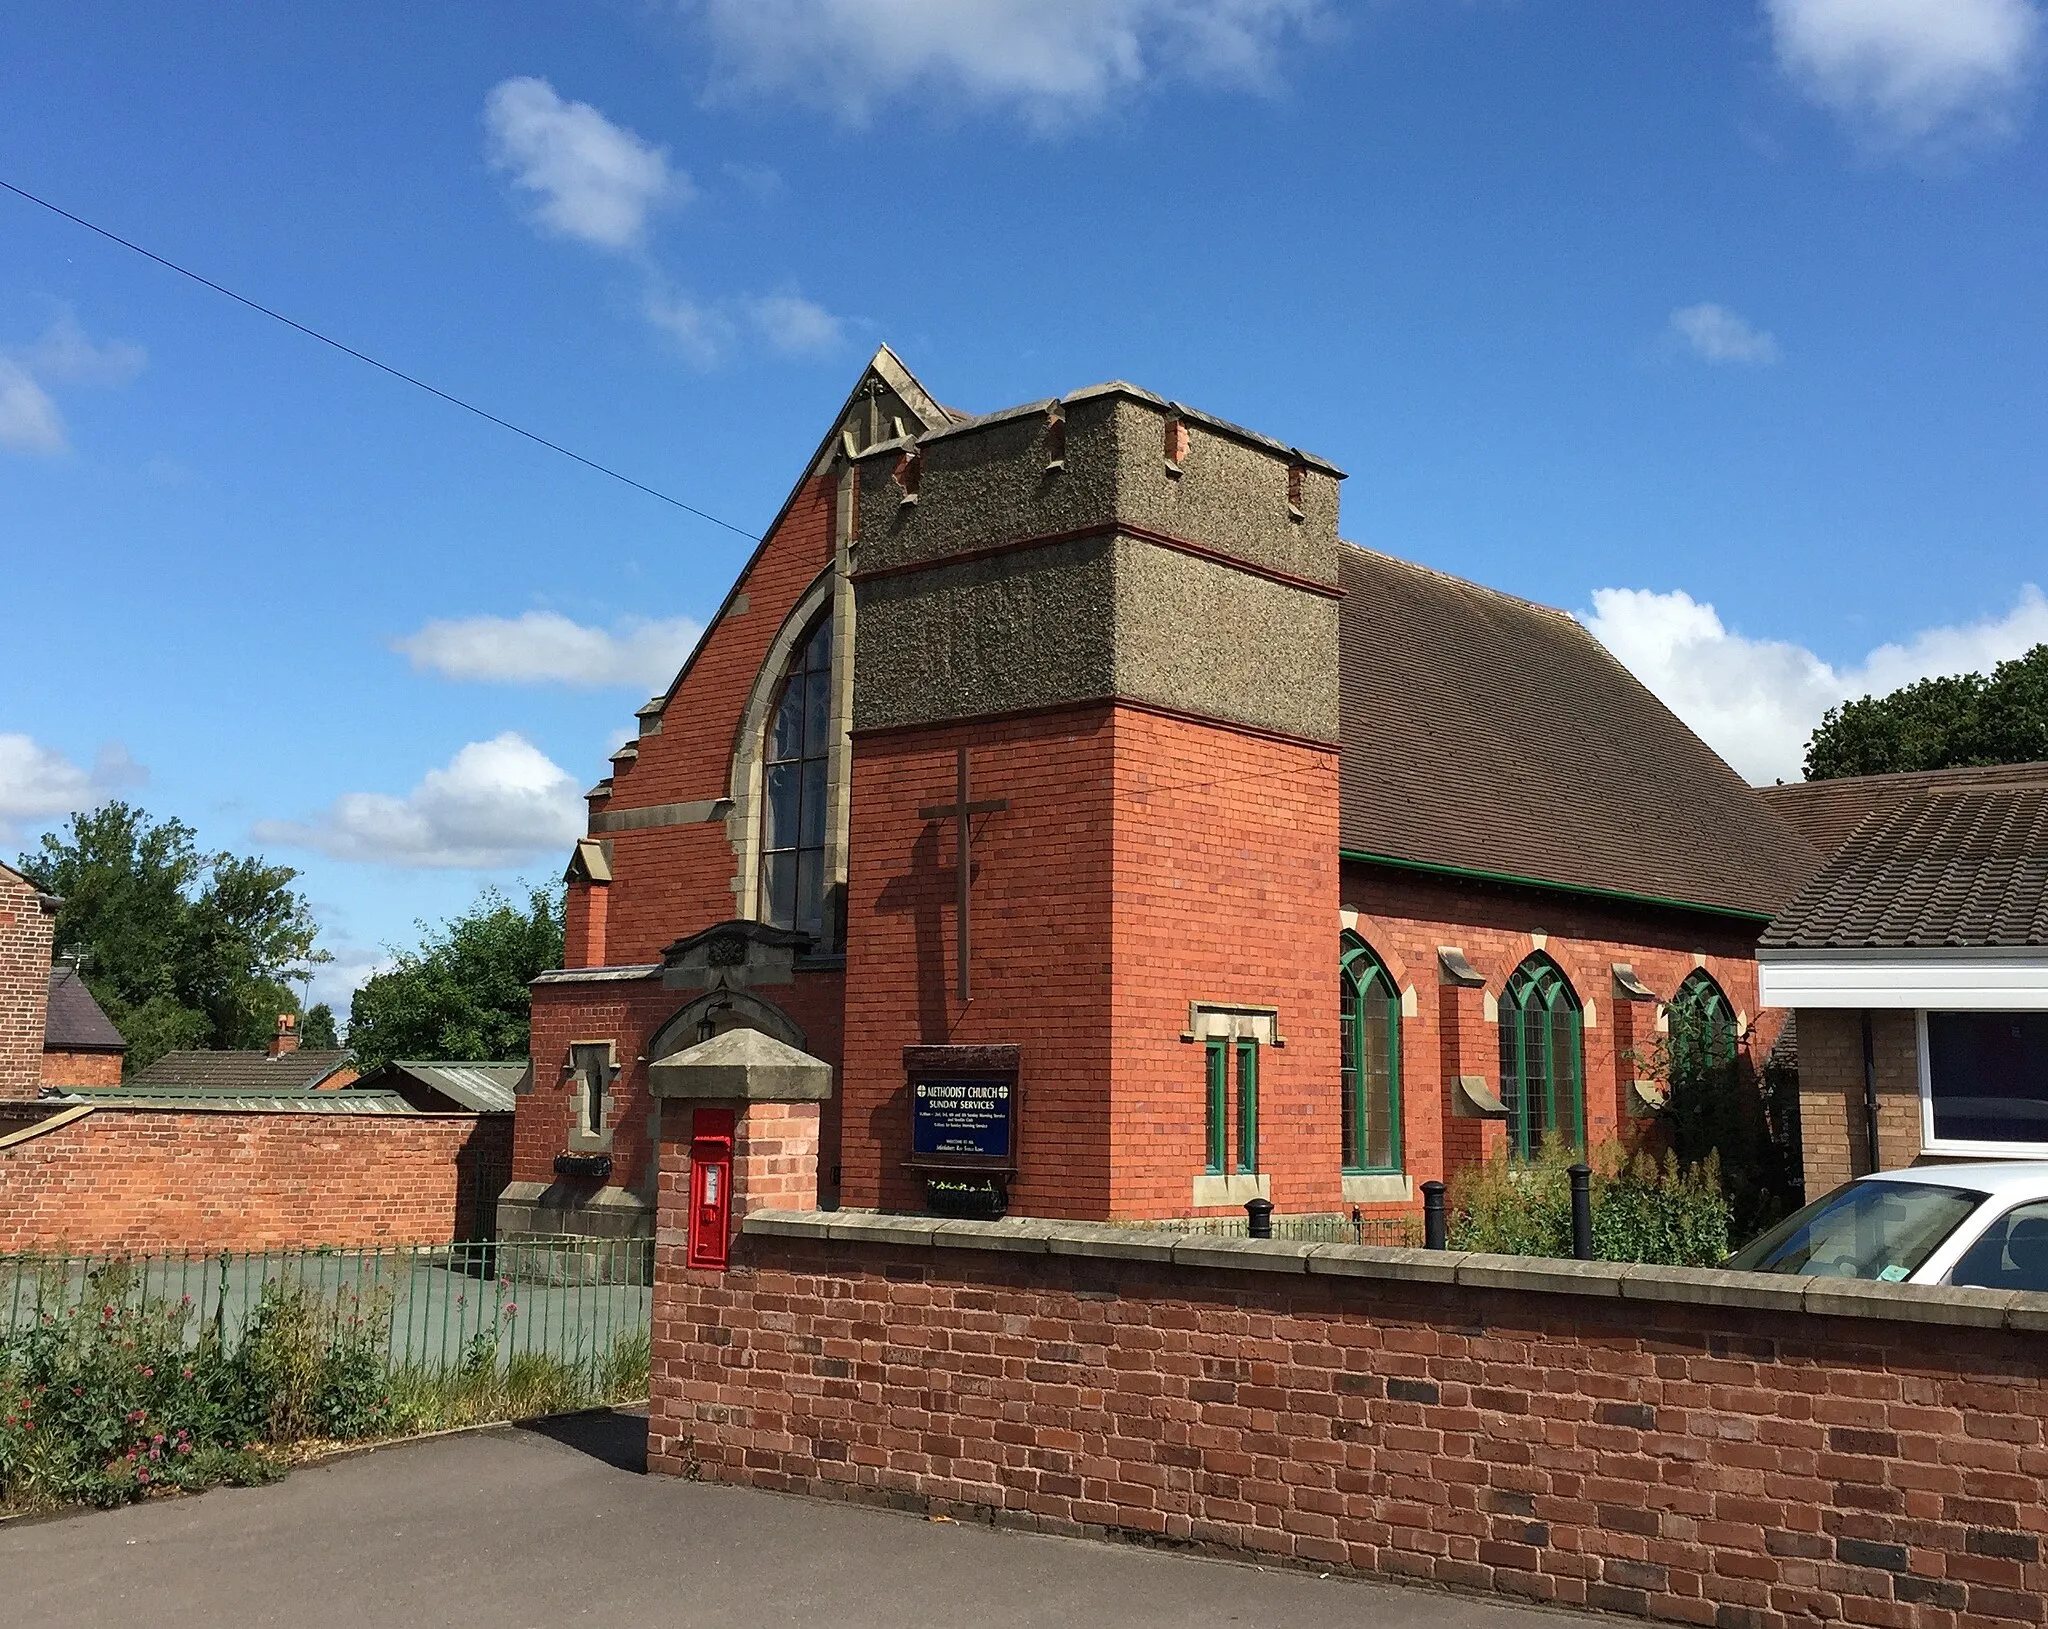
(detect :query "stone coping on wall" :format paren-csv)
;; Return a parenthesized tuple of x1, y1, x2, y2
(741, 1209, 2048, 1334)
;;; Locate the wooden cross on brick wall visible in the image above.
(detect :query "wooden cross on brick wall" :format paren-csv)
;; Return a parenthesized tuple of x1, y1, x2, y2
(918, 747, 1007, 1001)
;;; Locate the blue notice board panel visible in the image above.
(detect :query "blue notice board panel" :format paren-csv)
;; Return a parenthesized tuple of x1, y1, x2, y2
(911, 1078, 1015, 1163)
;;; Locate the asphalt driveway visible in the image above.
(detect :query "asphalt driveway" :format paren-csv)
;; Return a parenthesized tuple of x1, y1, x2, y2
(1, 1410, 1601, 1629)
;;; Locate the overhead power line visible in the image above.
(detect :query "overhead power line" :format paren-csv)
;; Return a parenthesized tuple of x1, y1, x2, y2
(0, 177, 760, 541)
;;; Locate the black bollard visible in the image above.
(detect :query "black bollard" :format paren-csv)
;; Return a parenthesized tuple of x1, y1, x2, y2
(1422, 1180, 1448, 1251)
(1245, 1197, 1274, 1239)
(1569, 1162, 1594, 1260)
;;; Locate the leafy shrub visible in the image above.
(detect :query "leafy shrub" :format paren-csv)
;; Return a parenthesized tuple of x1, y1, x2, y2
(1448, 1139, 1730, 1267)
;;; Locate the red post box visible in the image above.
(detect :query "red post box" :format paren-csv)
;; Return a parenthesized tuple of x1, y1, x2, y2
(686, 1107, 736, 1271)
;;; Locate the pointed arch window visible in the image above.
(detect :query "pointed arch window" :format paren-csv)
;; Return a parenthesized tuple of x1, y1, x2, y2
(760, 611, 834, 942)
(1668, 969, 1738, 1089)
(1340, 935, 1402, 1174)
(1499, 955, 1584, 1159)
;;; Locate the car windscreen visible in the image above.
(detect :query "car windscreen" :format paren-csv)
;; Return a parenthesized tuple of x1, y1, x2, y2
(1725, 1180, 1986, 1281)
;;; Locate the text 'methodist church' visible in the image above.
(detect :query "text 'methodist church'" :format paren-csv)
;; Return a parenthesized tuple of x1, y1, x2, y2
(503, 347, 1813, 1239)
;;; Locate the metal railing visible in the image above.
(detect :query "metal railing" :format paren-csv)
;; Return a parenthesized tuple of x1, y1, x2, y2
(0, 1238, 651, 1376)
(1131, 1212, 1420, 1248)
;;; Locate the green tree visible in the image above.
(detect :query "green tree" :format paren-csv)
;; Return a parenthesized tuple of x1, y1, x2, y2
(300, 1003, 340, 1050)
(345, 885, 563, 1071)
(1804, 643, 2048, 779)
(18, 803, 328, 1073)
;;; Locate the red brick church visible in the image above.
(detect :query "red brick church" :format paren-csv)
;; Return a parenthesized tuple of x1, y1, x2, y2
(505, 349, 1812, 1240)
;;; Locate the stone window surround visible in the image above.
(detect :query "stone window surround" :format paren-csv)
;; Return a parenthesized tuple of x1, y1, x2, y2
(565, 1040, 618, 1153)
(725, 562, 852, 937)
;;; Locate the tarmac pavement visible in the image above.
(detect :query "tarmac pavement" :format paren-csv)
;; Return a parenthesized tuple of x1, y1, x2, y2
(1, 1409, 1606, 1629)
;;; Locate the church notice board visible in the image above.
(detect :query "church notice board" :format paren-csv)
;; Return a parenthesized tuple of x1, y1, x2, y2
(903, 1044, 1019, 1220)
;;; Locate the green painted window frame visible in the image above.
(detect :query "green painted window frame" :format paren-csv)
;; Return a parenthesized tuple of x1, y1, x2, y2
(1668, 969, 1738, 1086)
(1205, 1040, 1229, 1174)
(1235, 1038, 1259, 1174)
(1340, 934, 1403, 1175)
(1498, 954, 1585, 1160)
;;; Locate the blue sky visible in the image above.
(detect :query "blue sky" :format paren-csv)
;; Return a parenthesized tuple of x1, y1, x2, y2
(4, 1, 2046, 1009)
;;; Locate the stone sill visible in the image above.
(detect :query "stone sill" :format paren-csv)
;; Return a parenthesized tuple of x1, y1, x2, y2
(741, 1209, 2048, 1333)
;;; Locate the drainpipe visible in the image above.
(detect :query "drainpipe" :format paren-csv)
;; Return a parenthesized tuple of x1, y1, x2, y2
(1859, 1011, 1882, 1175)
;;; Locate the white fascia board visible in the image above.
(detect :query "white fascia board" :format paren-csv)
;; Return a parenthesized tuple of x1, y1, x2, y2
(1759, 954, 2048, 1010)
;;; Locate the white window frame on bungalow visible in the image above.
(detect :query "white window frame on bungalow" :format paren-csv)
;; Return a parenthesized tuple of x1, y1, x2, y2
(1759, 949, 2048, 1160)
(1916, 1009, 2048, 1159)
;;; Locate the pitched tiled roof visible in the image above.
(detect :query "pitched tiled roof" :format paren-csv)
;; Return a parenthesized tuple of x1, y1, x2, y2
(128, 1049, 355, 1092)
(43, 966, 125, 1053)
(1336, 544, 1817, 919)
(1761, 785, 2048, 951)
(1759, 762, 2048, 862)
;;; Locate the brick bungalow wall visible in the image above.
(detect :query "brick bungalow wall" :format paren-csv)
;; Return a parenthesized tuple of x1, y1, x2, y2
(1795, 1009, 1924, 1196)
(0, 1106, 512, 1252)
(0, 868, 56, 1103)
(653, 1214, 2048, 1629)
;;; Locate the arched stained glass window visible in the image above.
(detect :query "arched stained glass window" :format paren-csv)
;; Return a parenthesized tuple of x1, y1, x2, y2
(1499, 954, 1584, 1159)
(1340, 935, 1402, 1174)
(1668, 969, 1738, 1089)
(759, 612, 834, 942)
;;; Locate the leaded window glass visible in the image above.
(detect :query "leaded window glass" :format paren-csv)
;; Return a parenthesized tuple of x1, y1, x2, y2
(1499, 955, 1584, 1159)
(1340, 935, 1402, 1174)
(1668, 969, 1738, 1093)
(759, 613, 834, 942)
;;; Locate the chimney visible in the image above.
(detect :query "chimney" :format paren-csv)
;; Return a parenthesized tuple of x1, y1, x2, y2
(269, 1012, 301, 1058)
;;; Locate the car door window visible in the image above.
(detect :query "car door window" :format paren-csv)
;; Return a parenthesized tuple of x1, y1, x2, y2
(1951, 1201, 2048, 1292)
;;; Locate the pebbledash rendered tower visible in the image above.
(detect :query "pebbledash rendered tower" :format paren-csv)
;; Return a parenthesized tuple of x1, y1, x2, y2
(837, 385, 1347, 1220)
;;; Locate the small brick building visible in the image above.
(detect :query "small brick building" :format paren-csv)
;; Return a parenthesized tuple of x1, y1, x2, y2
(1760, 762, 2048, 1193)
(508, 349, 1817, 1239)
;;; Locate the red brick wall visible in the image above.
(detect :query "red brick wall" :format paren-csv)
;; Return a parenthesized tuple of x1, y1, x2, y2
(523, 970, 845, 1196)
(652, 1230, 2048, 1629)
(599, 475, 836, 965)
(843, 703, 1337, 1220)
(1341, 861, 1776, 1217)
(41, 1049, 124, 1089)
(563, 879, 608, 970)
(1109, 709, 1340, 1216)
(842, 706, 1117, 1217)
(0, 1107, 511, 1252)
(0, 869, 56, 1103)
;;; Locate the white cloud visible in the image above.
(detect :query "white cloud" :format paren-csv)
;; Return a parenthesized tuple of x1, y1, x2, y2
(303, 936, 394, 1014)
(688, 0, 1325, 128)
(1766, 0, 2043, 148)
(255, 733, 585, 870)
(642, 286, 734, 368)
(484, 76, 686, 252)
(26, 308, 146, 387)
(0, 736, 146, 838)
(393, 611, 704, 689)
(642, 284, 845, 367)
(744, 292, 843, 356)
(1670, 303, 1780, 366)
(0, 361, 66, 455)
(1580, 583, 2048, 784)
(0, 310, 147, 458)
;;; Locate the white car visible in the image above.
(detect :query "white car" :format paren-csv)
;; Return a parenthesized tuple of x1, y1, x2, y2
(1725, 1162, 2048, 1290)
